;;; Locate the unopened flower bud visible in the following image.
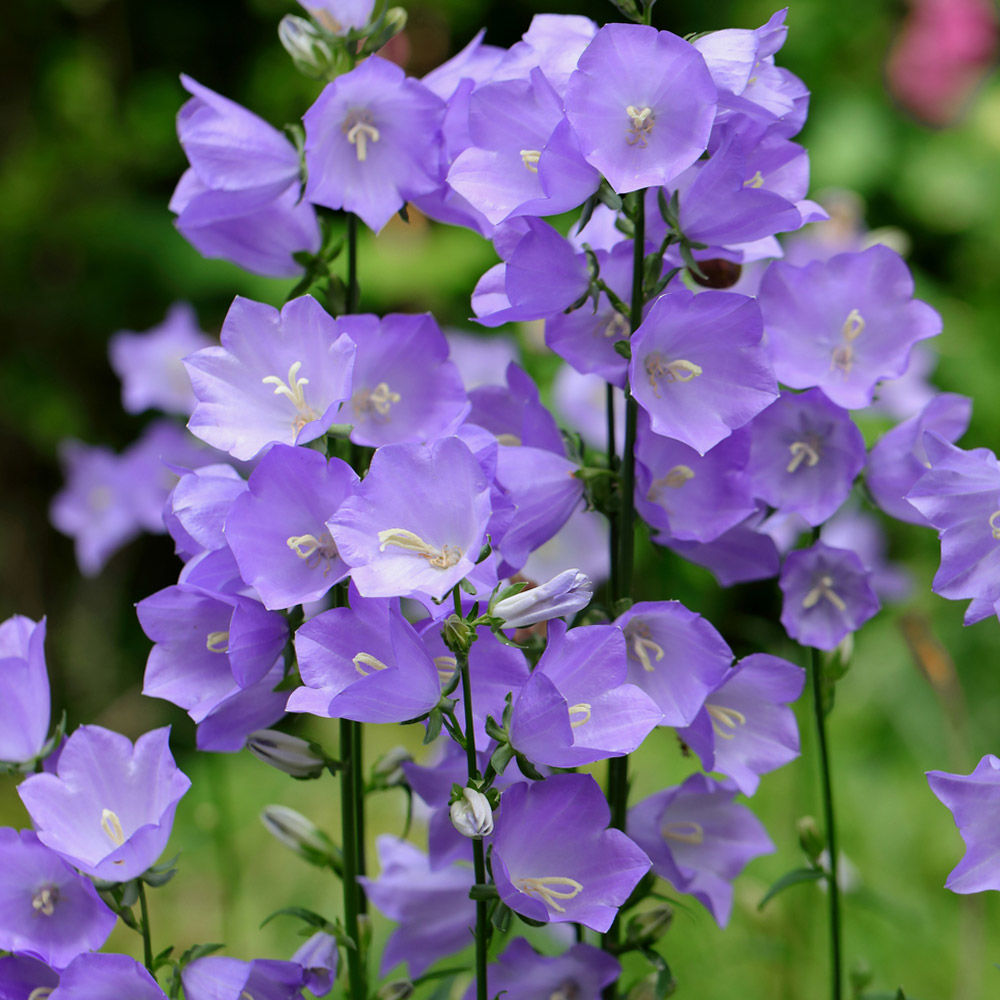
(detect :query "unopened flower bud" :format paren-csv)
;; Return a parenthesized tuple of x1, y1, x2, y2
(363, 7, 408, 54)
(797, 815, 824, 863)
(377, 981, 414, 1000)
(278, 15, 337, 79)
(373, 746, 412, 788)
(491, 569, 593, 628)
(449, 787, 494, 839)
(625, 903, 673, 946)
(441, 614, 475, 655)
(247, 729, 326, 779)
(261, 805, 341, 871)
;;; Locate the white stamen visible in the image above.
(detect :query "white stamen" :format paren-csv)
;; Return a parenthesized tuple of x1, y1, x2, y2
(841, 309, 865, 341)
(786, 440, 821, 473)
(568, 702, 591, 728)
(629, 625, 665, 674)
(519, 148, 542, 172)
(377, 528, 462, 569)
(989, 511, 1000, 540)
(647, 465, 695, 501)
(31, 884, 59, 917)
(101, 808, 127, 847)
(831, 309, 865, 376)
(644, 353, 703, 397)
(661, 820, 704, 845)
(743, 170, 765, 188)
(496, 433, 522, 447)
(354, 381, 401, 419)
(206, 630, 230, 654)
(28, 990, 54, 1000)
(353, 652, 390, 677)
(513, 875, 584, 913)
(625, 104, 654, 146)
(707, 703, 746, 740)
(604, 312, 630, 340)
(262, 361, 320, 432)
(287, 531, 338, 571)
(802, 575, 848, 612)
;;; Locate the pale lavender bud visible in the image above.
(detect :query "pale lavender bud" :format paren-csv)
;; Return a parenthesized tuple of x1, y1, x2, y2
(278, 15, 336, 79)
(449, 788, 494, 839)
(491, 569, 592, 628)
(247, 729, 326, 779)
(261, 805, 339, 869)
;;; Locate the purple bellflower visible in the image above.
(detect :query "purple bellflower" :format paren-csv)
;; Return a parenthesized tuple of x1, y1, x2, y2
(629, 289, 778, 455)
(18, 726, 191, 882)
(493, 14, 597, 95)
(296, 0, 375, 34)
(927, 755, 1000, 893)
(182, 956, 306, 1000)
(185, 295, 356, 461)
(492, 774, 650, 932)
(0, 615, 50, 765)
(663, 512, 781, 587)
(166, 463, 248, 562)
(304, 56, 445, 232)
(48, 953, 167, 1000)
(779, 541, 880, 649)
(290, 932, 338, 996)
(629, 773, 774, 926)
(0, 828, 117, 969)
(0, 955, 59, 1000)
(564, 23, 717, 194)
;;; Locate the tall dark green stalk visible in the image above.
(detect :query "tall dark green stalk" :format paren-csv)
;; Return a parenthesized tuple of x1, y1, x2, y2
(353, 720, 368, 915)
(809, 645, 842, 1000)
(136, 880, 154, 973)
(602, 191, 646, 1000)
(340, 717, 366, 999)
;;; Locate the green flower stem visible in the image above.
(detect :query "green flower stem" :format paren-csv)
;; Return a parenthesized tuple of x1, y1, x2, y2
(353, 720, 368, 915)
(346, 212, 360, 314)
(602, 190, 646, 1000)
(136, 880, 154, 973)
(340, 717, 367, 1000)
(607, 383, 621, 601)
(809, 645, 842, 1000)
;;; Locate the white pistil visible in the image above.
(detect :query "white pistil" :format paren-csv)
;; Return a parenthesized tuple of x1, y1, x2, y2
(206, 630, 230, 654)
(377, 528, 462, 569)
(496, 433, 522, 447)
(802, 575, 848, 613)
(786, 440, 821, 473)
(706, 703, 746, 740)
(287, 531, 338, 571)
(644, 353, 703, 397)
(661, 820, 704, 845)
(28, 990, 54, 1000)
(743, 170, 765, 188)
(101, 808, 127, 847)
(519, 148, 542, 172)
(989, 511, 1000, 540)
(262, 361, 320, 433)
(629, 625, 665, 673)
(604, 312, 630, 339)
(513, 875, 584, 913)
(434, 655, 457, 683)
(568, 702, 592, 728)
(353, 652, 390, 677)
(625, 104, 654, 147)
(647, 464, 695, 502)
(344, 114, 380, 162)
(31, 884, 59, 917)
(354, 382, 401, 420)
(831, 308, 865, 376)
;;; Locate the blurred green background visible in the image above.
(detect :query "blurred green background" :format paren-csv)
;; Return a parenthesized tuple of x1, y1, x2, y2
(2, 0, 1000, 996)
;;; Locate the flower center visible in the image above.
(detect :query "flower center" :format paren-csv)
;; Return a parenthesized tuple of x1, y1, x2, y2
(353, 652, 390, 677)
(647, 464, 695, 502)
(661, 820, 704, 845)
(786, 440, 821, 473)
(101, 808, 127, 847)
(343, 112, 380, 162)
(706, 703, 747, 740)
(802, 574, 847, 613)
(206, 630, 230, 653)
(519, 148, 542, 173)
(627, 623, 665, 673)
(989, 510, 1000, 540)
(604, 311, 630, 340)
(88, 485, 112, 512)
(625, 105, 654, 147)
(513, 875, 584, 913)
(831, 308, 865, 375)
(549, 982, 582, 1000)
(31, 884, 59, 917)
(743, 170, 765, 188)
(377, 528, 462, 569)
(644, 352, 702, 397)
(287, 531, 339, 571)
(262, 361, 321, 433)
(353, 381, 401, 420)
(568, 702, 591, 728)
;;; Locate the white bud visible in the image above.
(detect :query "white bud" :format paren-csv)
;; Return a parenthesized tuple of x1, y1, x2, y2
(261, 805, 339, 869)
(278, 15, 336, 78)
(491, 569, 593, 628)
(247, 729, 326, 778)
(449, 787, 494, 839)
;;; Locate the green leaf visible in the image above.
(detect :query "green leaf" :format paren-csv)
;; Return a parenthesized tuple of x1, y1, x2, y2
(757, 866, 825, 911)
(613, 339, 633, 360)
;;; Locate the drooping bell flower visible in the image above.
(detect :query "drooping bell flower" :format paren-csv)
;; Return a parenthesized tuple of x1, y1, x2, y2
(629, 289, 778, 455)
(563, 23, 717, 194)
(48, 953, 168, 1000)
(304, 56, 445, 233)
(746, 387, 866, 526)
(329, 437, 492, 601)
(676, 653, 805, 796)
(291, 932, 338, 997)
(628, 773, 774, 926)
(509, 622, 662, 768)
(778, 542, 880, 650)
(18, 726, 191, 883)
(492, 773, 650, 932)
(182, 956, 306, 1000)
(465, 938, 620, 1000)
(491, 568, 593, 628)
(927, 754, 1000, 893)
(0, 828, 117, 969)
(615, 601, 732, 727)
(185, 295, 356, 462)
(335, 313, 469, 447)
(758, 246, 942, 410)
(225, 444, 358, 610)
(0, 615, 50, 765)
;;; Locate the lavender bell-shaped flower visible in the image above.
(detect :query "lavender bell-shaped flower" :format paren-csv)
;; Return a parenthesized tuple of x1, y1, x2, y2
(48, 953, 168, 1000)
(492, 773, 651, 932)
(0, 955, 59, 999)
(185, 295, 356, 462)
(18, 725, 191, 882)
(491, 568, 593, 628)
(0, 615, 50, 765)
(182, 956, 306, 1000)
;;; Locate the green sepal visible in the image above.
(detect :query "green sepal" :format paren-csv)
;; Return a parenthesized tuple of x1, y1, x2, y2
(614, 339, 633, 360)
(678, 241, 708, 281)
(141, 854, 179, 888)
(757, 866, 825, 911)
(424, 707, 444, 744)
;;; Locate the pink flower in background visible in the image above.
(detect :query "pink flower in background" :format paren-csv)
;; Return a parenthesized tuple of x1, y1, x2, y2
(886, 0, 998, 126)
